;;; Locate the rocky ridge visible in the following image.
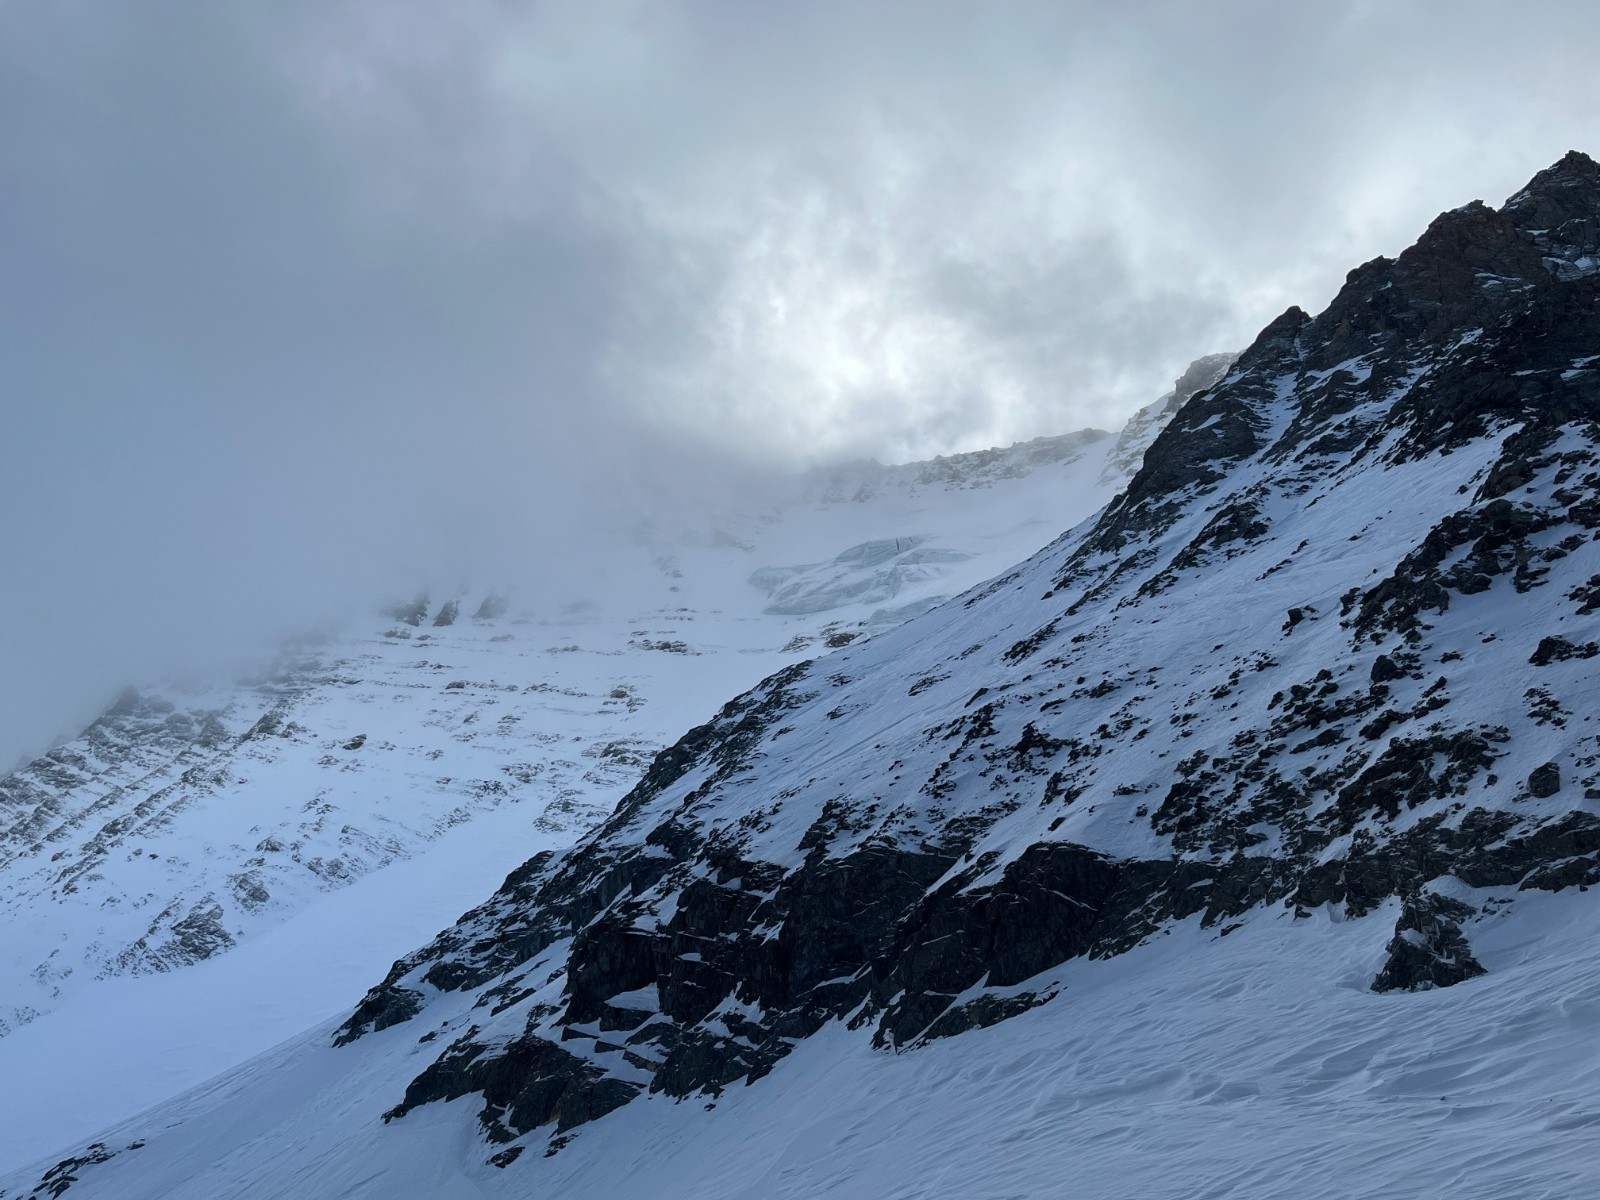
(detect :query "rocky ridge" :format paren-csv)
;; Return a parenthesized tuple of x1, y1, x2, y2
(804, 428, 1112, 503)
(330, 153, 1600, 1157)
(1096, 350, 1238, 485)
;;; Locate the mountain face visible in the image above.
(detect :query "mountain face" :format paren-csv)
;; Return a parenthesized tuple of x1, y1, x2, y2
(0, 407, 1144, 1170)
(321, 153, 1600, 1149)
(801, 427, 1115, 502)
(1097, 349, 1238, 484)
(5, 154, 1598, 1200)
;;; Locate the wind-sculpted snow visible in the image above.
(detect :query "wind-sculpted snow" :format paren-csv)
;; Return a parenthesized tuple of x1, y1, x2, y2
(9, 890, 1596, 1200)
(315, 152, 1600, 1158)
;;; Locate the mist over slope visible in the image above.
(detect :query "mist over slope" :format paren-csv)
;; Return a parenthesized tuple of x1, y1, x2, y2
(6, 154, 1597, 1200)
(0, 407, 1172, 1173)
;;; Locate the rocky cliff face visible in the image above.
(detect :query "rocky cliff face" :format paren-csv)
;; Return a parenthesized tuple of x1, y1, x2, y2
(328, 154, 1600, 1158)
(1097, 350, 1239, 484)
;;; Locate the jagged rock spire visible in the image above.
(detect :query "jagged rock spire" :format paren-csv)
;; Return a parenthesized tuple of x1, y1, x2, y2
(1503, 148, 1600, 224)
(1502, 149, 1600, 279)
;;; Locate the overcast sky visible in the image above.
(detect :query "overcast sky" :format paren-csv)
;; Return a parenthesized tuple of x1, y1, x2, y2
(4, 0, 1600, 764)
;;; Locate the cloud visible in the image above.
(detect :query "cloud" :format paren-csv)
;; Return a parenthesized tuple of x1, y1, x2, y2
(3, 0, 1600, 762)
(286, 0, 1600, 459)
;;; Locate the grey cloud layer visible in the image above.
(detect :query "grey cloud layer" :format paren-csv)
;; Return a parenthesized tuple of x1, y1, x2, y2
(4, 0, 1599, 762)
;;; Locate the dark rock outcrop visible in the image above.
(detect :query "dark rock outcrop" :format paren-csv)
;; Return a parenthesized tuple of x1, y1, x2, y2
(384, 595, 429, 626)
(1372, 891, 1486, 993)
(1529, 762, 1562, 798)
(1530, 635, 1600, 666)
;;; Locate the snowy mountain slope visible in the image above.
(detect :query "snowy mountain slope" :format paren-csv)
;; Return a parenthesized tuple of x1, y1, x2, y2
(18, 150, 1593, 1198)
(801, 427, 1112, 502)
(305, 151, 1600, 1155)
(12, 149, 1600, 1198)
(0, 404, 1147, 1171)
